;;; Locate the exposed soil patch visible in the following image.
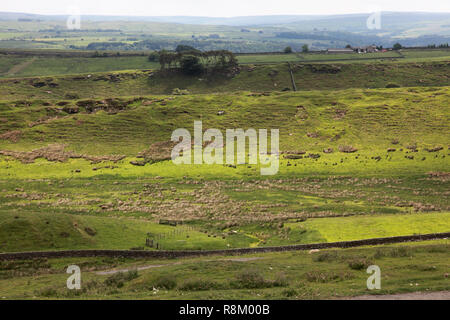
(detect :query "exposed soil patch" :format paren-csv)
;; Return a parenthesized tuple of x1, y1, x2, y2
(307, 132, 320, 138)
(425, 146, 443, 152)
(137, 140, 179, 164)
(295, 105, 308, 121)
(28, 116, 67, 128)
(76, 98, 134, 114)
(0, 130, 22, 143)
(406, 145, 418, 152)
(332, 107, 348, 120)
(339, 145, 358, 153)
(427, 172, 450, 182)
(284, 154, 304, 160)
(29, 78, 59, 89)
(0, 144, 125, 164)
(303, 64, 342, 74)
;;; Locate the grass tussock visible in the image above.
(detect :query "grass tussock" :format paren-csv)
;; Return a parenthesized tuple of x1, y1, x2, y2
(305, 270, 354, 283)
(104, 270, 139, 288)
(373, 247, 414, 259)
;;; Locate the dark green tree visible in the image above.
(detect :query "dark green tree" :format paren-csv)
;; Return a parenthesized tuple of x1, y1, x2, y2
(393, 43, 403, 50)
(175, 45, 199, 53)
(148, 52, 160, 62)
(180, 55, 205, 75)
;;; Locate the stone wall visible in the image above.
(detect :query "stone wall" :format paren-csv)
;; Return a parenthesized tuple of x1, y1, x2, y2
(0, 232, 448, 261)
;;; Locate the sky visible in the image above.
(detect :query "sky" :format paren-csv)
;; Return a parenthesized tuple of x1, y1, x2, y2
(1, 0, 450, 17)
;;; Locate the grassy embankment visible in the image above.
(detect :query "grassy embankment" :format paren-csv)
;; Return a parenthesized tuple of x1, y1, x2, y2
(0, 241, 448, 299)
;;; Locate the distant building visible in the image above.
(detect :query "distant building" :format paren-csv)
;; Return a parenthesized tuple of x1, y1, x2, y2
(327, 46, 379, 54)
(353, 45, 378, 53)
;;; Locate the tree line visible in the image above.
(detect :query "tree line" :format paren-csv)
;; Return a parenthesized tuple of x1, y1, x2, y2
(149, 45, 238, 75)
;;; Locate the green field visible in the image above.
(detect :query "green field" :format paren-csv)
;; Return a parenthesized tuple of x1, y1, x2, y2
(0, 87, 448, 155)
(0, 241, 448, 299)
(0, 46, 449, 299)
(0, 196, 448, 252)
(0, 86, 448, 252)
(0, 61, 449, 102)
(1, 49, 449, 79)
(0, 55, 157, 78)
(0, 210, 251, 252)
(237, 51, 404, 64)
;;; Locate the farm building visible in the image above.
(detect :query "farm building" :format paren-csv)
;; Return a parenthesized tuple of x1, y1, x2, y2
(327, 46, 379, 54)
(353, 45, 378, 53)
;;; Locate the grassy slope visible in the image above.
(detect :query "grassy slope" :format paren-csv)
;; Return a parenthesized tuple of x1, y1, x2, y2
(0, 60, 449, 100)
(0, 208, 448, 253)
(0, 86, 448, 252)
(0, 87, 448, 156)
(0, 57, 448, 299)
(0, 210, 258, 252)
(0, 56, 158, 78)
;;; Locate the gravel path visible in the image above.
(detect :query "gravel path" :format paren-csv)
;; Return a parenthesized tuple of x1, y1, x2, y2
(96, 257, 264, 275)
(348, 291, 450, 300)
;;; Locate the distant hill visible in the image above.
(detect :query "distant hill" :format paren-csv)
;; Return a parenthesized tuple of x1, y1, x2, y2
(1, 11, 449, 35)
(0, 11, 449, 28)
(283, 12, 450, 36)
(0, 12, 327, 24)
(0, 11, 449, 51)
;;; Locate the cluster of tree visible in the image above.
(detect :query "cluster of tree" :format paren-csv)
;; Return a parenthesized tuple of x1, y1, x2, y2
(91, 51, 124, 57)
(393, 43, 402, 50)
(85, 40, 256, 52)
(175, 44, 201, 53)
(80, 34, 450, 53)
(151, 48, 238, 75)
(284, 44, 309, 53)
(390, 35, 450, 48)
(86, 42, 130, 50)
(427, 43, 449, 48)
(276, 31, 383, 45)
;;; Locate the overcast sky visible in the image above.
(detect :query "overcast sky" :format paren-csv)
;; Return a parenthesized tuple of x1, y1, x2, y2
(1, 0, 450, 17)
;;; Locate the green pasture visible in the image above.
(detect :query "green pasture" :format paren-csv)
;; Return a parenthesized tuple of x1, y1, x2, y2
(0, 241, 448, 299)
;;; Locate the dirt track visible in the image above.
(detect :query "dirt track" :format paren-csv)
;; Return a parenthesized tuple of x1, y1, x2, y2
(5, 57, 36, 76)
(96, 257, 264, 275)
(348, 291, 450, 300)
